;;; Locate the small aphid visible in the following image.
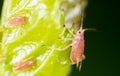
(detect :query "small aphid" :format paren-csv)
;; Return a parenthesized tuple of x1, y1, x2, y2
(70, 26, 85, 69)
(59, 23, 86, 69)
(8, 16, 26, 25)
(13, 59, 34, 72)
(70, 16, 95, 70)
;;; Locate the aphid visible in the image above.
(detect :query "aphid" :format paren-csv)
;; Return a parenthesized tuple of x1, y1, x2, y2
(13, 59, 34, 72)
(8, 16, 26, 25)
(68, 15, 95, 70)
(70, 26, 85, 69)
(55, 15, 95, 70)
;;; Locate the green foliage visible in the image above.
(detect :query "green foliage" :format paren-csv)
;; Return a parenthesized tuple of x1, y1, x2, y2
(0, 0, 87, 76)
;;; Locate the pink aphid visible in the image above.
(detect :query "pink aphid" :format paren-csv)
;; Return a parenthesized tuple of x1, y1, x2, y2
(13, 59, 34, 71)
(8, 16, 26, 25)
(70, 24, 95, 69)
(70, 28, 85, 65)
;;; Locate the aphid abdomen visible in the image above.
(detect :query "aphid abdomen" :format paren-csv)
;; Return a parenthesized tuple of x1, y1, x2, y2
(13, 59, 34, 72)
(8, 16, 26, 25)
(70, 30, 84, 64)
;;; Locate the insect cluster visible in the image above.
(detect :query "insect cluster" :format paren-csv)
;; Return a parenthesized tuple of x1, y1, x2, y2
(0, 1, 91, 74)
(0, 15, 86, 72)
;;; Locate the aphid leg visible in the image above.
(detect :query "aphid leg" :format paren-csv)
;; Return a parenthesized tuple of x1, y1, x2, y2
(76, 60, 80, 69)
(76, 58, 82, 71)
(58, 27, 67, 41)
(79, 62, 82, 71)
(64, 38, 73, 41)
(67, 29, 75, 37)
(59, 27, 66, 37)
(55, 44, 72, 51)
(58, 28, 73, 41)
(82, 55, 86, 60)
(76, 55, 85, 71)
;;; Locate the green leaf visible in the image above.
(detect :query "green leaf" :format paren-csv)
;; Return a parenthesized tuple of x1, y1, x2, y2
(0, 0, 87, 76)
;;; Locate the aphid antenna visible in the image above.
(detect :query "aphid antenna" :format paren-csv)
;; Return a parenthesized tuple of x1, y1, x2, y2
(23, 56, 33, 61)
(79, 15, 84, 31)
(79, 13, 86, 32)
(79, 13, 96, 32)
(83, 28, 96, 32)
(79, 19, 96, 32)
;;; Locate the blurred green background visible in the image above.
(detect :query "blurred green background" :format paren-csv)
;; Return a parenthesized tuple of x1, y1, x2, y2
(0, 0, 119, 76)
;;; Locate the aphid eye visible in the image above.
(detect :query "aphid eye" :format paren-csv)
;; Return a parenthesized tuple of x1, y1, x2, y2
(78, 31, 81, 33)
